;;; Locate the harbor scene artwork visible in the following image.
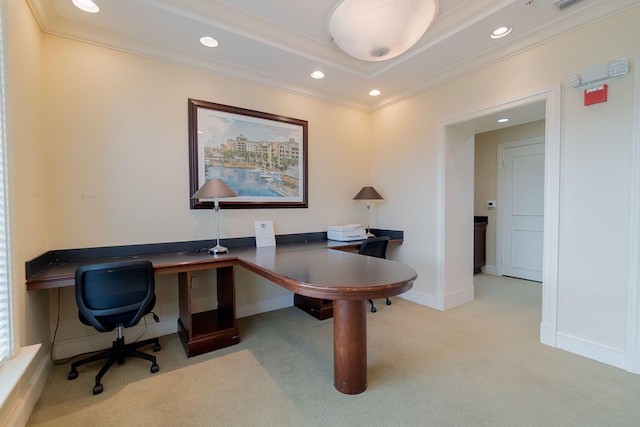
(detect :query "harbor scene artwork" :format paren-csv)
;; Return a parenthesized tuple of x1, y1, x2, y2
(189, 99, 308, 209)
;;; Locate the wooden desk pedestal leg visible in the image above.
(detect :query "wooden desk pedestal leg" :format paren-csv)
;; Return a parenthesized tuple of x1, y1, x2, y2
(177, 266, 239, 357)
(333, 299, 367, 394)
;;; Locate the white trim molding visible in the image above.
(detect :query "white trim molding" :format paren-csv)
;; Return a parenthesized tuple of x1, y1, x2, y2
(558, 332, 626, 370)
(625, 59, 640, 374)
(436, 85, 562, 332)
(0, 344, 46, 427)
(400, 290, 440, 310)
(51, 296, 294, 360)
(539, 86, 562, 348)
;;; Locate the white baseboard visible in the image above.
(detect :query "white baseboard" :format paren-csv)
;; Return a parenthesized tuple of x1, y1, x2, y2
(442, 285, 475, 310)
(53, 318, 180, 360)
(400, 286, 474, 311)
(539, 321, 557, 347)
(52, 296, 295, 360)
(625, 348, 640, 374)
(399, 289, 441, 310)
(236, 295, 293, 319)
(482, 265, 497, 275)
(556, 331, 626, 370)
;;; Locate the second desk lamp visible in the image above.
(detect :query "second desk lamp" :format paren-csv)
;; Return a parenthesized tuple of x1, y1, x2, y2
(353, 186, 383, 238)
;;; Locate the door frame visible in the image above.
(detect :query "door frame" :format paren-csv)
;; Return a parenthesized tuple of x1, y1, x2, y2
(436, 85, 561, 347)
(626, 59, 640, 373)
(496, 137, 545, 279)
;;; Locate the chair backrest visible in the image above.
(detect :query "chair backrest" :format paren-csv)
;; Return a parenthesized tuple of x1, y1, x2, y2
(358, 236, 389, 259)
(75, 260, 156, 332)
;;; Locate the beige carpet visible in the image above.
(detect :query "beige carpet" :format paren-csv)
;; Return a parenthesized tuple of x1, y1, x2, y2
(28, 274, 640, 426)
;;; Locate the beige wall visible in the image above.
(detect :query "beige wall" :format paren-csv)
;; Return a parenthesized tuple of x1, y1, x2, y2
(13, 2, 374, 351)
(371, 6, 639, 356)
(39, 35, 374, 347)
(7, 0, 640, 374)
(474, 120, 546, 269)
(41, 36, 372, 250)
(8, 0, 50, 354)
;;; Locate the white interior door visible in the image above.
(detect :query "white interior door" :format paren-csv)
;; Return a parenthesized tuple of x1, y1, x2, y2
(500, 140, 544, 282)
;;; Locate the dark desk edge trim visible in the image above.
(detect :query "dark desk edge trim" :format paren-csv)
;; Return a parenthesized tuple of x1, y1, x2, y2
(25, 229, 403, 279)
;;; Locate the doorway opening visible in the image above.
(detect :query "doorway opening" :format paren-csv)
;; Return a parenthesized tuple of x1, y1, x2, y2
(436, 87, 561, 347)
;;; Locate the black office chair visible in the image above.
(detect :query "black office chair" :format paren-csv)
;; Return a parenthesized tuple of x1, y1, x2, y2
(68, 260, 161, 395)
(358, 236, 391, 313)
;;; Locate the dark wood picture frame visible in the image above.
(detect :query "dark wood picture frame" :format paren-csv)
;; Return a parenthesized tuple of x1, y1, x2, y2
(188, 98, 308, 209)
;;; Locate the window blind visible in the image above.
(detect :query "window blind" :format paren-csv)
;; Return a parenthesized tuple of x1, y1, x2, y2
(0, 2, 11, 365)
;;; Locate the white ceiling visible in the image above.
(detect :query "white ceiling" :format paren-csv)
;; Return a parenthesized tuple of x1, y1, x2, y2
(27, 0, 639, 120)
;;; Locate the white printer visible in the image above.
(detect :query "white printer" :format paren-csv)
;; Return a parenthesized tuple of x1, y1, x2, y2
(327, 224, 367, 242)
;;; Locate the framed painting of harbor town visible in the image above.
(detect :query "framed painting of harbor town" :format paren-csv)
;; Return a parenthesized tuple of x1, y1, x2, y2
(188, 99, 308, 209)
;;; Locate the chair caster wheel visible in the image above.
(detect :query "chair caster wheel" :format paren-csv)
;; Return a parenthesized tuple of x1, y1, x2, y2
(68, 370, 78, 381)
(93, 384, 103, 395)
(386, 299, 392, 305)
(151, 363, 159, 373)
(153, 343, 161, 352)
(371, 307, 377, 313)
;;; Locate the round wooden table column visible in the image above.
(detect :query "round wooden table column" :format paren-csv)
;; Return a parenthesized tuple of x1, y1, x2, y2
(333, 299, 367, 394)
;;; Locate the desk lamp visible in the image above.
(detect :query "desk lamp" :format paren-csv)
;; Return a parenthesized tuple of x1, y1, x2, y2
(353, 186, 383, 238)
(192, 179, 238, 254)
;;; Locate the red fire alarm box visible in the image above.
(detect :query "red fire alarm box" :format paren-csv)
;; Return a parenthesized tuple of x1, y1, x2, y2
(584, 84, 608, 106)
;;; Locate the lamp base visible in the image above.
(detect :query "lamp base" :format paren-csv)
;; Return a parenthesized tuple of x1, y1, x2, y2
(208, 245, 229, 254)
(366, 231, 376, 238)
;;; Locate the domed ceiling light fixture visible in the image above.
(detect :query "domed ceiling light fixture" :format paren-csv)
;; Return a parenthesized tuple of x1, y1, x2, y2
(328, 0, 438, 62)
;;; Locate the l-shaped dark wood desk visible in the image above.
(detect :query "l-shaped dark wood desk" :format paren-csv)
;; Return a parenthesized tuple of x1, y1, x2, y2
(25, 234, 417, 394)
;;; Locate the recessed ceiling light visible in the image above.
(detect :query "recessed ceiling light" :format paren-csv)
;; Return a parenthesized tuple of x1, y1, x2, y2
(491, 26, 512, 39)
(200, 36, 219, 48)
(369, 89, 381, 96)
(497, 118, 510, 123)
(310, 71, 325, 79)
(72, 0, 100, 13)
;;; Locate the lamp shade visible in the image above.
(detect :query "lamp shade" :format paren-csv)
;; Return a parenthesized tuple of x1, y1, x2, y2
(328, 0, 438, 61)
(192, 179, 238, 200)
(353, 186, 383, 200)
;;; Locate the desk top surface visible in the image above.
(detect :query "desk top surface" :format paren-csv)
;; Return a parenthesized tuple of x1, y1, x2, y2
(26, 238, 417, 300)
